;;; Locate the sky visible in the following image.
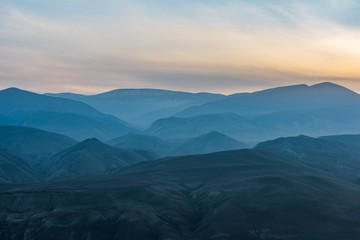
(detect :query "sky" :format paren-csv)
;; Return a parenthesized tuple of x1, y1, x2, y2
(0, 0, 360, 94)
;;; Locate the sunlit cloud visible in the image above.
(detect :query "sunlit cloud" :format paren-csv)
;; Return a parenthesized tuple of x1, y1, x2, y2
(0, 0, 360, 94)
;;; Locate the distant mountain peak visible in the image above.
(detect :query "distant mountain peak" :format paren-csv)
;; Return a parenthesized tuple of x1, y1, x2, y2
(78, 138, 103, 146)
(1, 87, 33, 95)
(195, 131, 247, 146)
(234, 82, 357, 97)
(310, 82, 357, 94)
(96, 88, 189, 97)
(311, 82, 340, 87)
(201, 131, 228, 138)
(3, 87, 21, 91)
(67, 138, 111, 151)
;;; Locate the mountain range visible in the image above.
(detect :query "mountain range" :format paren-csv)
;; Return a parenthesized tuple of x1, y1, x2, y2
(46, 89, 225, 127)
(176, 82, 360, 117)
(170, 131, 247, 156)
(1, 82, 360, 239)
(145, 83, 360, 142)
(2, 82, 360, 143)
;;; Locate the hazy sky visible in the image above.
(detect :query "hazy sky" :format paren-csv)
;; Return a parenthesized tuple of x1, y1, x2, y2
(1, 0, 360, 94)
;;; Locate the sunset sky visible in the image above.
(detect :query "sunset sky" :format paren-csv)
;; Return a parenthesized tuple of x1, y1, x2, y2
(1, 0, 360, 94)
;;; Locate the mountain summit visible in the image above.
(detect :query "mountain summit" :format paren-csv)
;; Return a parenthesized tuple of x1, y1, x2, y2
(42, 138, 158, 179)
(172, 131, 248, 156)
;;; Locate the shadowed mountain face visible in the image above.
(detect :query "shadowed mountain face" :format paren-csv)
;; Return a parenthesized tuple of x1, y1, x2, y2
(107, 134, 173, 156)
(0, 114, 16, 125)
(0, 126, 77, 167)
(46, 89, 225, 126)
(319, 134, 360, 152)
(255, 135, 350, 156)
(0, 88, 136, 140)
(255, 135, 360, 183)
(42, 138, 159, 179)
(1, 150, 360, 239)
(176, 82, 360, 117)
(0, 88, 101, 117)
(108, 131, 248, 157)
(171, 131, 247, 156)
(29, 83, 360, 144)
(0, 147, 38, 183)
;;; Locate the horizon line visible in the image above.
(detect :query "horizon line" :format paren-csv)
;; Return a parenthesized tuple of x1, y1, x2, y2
(1, 81, 356, 96)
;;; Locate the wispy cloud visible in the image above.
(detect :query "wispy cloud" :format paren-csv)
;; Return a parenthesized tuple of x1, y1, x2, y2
(0, 0, 360, 94)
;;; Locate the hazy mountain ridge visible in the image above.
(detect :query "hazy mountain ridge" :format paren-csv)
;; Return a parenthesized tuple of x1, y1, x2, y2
(146, 108, 360, 142)
(107, 133, 173, 156)
(176, 82, 360, 117)
(108, 131, 248, 157)
(27, 82, 360, 147)
(46, 88, 226, 126)
(0, 87, 103, 117)
(146, 113, 255, 140)
(24, 110, 135, 141)
(143, 82, 360, 142)
(0, 88, 136, 140)
(171, 131, 248, 156)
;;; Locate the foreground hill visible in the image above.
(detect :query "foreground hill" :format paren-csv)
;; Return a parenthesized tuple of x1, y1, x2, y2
(0, 126, 77, 167)
(42, 138, 158, 179)
(0, 88, 135, 140)
(0, 147, 38, 183)
(47, 89, 225, 126)
(1, 150, 360, 239)
(255, 135, 360, 183)
(171, 131, 247, 156)
(107, 133, 173, 156)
